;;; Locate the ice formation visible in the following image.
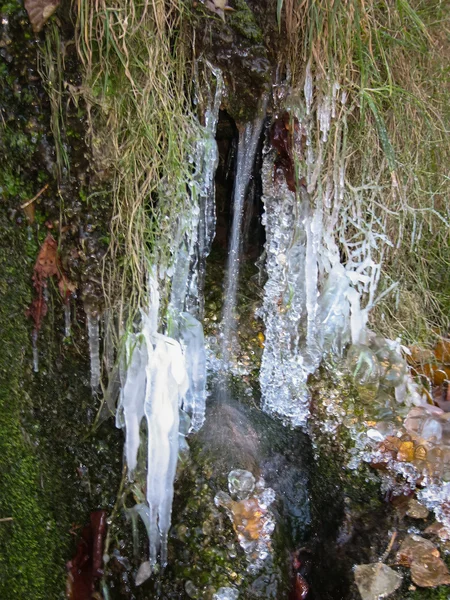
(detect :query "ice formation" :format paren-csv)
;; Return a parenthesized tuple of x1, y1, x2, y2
(112, 65, 221, 572)
(64, 302, 71, 338)
(178, 312, 207, 432)
(169, 64, 223, 318)
(215, 470, 276, 573)
(213, 588, 240, 600)
(258, 75, 389, 426)
(87, 312, 101, 393)
(116, 292, 202, 569)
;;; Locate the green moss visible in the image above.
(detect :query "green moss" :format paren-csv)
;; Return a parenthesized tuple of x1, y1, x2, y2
(227, 0, 264, 44)
(0, 216, 64, 598)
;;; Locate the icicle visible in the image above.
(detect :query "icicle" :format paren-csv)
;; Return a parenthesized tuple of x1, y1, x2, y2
(32, 330, 39, 373)
(87, 312, 101, 393)
(103, 311, 115, 373)
(305, 202, 322, 369)
(304, 61, 313, 116)
(121, 333, 148, 476)
(179, 312, 207, 432)
(170, 64, 223, 317)
(144, 336, 188, 567)
(64, 302, 71, 338)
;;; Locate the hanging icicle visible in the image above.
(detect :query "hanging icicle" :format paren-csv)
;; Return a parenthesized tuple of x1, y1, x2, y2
(87, 311, 101, 393)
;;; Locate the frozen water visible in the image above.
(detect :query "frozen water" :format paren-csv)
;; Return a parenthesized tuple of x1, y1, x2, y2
(120, 333, 148, 476)
(228, 469, 256, 500)
(32, 330, 39, 373)
(116, 272, 207, 571)
(87, 312, 101, 393)
(169, 64, 223, 318)
(144, 334, 188, 566)
(179, 312, 207, 432)
(257, 75, 389, 426)
(213, 588, 239, 600)
(64, 302, 70, 338)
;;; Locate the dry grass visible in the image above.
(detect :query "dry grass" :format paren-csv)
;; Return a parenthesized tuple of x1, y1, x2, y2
(75, 0, 198, 327)
(280, 0, 450, 343)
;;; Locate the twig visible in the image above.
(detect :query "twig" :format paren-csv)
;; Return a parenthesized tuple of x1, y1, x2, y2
(21, 184, 49, 209)
(381, 530, 397, 563)
(0, 517, 14, 523)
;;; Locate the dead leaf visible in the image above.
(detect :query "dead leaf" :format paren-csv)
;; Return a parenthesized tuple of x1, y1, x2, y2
(27, 234, 76, 333)
(24, 0, 60, 33)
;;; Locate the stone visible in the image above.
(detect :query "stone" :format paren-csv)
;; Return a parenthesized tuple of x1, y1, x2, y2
(354, 563, 403, 600)
(406, 499, 429, 519)
(213, 587, 239, 600)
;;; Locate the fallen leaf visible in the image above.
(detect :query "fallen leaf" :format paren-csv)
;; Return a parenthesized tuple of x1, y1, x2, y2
(66, 510, 107, 600)
(24, 0, 60, 33)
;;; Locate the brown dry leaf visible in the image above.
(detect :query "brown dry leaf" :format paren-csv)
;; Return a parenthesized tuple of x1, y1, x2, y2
(24, 0, 60, 33)
(58, 273, 77, 302)
(34, 233, 59, 280)
(232, 497, 265, 541)
(435, 338, 450, 365)
(354, 563, 403, 600)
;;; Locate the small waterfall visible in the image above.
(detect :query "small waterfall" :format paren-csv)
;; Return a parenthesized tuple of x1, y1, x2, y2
(220, 105, 266, 371)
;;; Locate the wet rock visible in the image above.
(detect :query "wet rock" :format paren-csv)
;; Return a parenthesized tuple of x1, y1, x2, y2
(194, 0, 272, 122)
(354, 563, 402, 600)
(396, 534, 450, 587)
(406, 498, 429, 519)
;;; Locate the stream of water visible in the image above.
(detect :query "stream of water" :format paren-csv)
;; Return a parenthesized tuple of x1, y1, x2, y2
(220, 104, 267, 376)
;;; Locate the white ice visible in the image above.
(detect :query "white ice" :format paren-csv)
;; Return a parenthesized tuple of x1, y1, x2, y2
(179, 312, 207, 432)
